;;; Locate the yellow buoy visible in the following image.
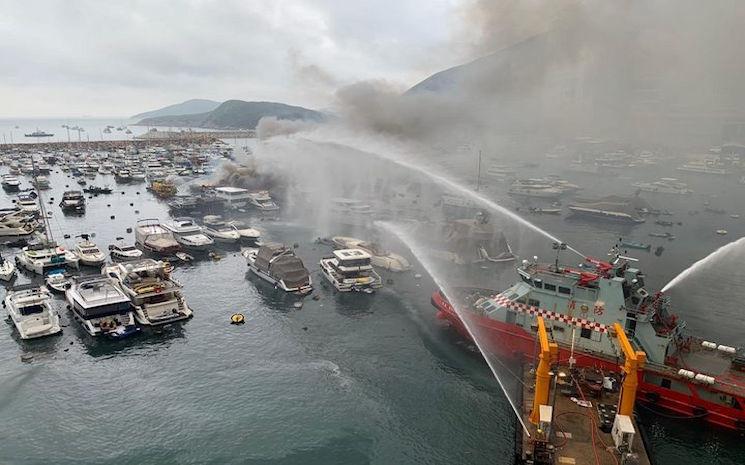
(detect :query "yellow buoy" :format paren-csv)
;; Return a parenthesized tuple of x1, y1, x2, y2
(230, 313, 245, 325)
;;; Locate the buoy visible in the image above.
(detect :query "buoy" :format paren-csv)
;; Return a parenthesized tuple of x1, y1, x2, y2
(134, 210, 139, 214)
(312, 294, 320, 301)
(129, 203, 134, 206)
(136, 192, 140, 195)
(230, 313, 245, 325)
(111, 215, 115, 219)
(126, 227, 133, 233)
(63, 234, 70, 239)
(107, 204, 111, 207)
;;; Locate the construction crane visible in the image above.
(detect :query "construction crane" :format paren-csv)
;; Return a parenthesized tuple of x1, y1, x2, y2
(612, 322, 647, 416)
(530, 316, 559, 424)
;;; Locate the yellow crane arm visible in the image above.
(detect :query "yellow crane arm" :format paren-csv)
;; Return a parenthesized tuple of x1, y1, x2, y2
(531, 317, 559, 424)
(613, 323, 647, 416)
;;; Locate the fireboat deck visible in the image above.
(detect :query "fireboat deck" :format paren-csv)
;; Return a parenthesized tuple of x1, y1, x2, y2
(519, 364, 652, 465)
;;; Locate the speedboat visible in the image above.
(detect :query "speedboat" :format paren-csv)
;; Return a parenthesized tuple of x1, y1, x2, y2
(65, 275, 139, 338)
(0, 253, 17, 281)
(135, 218, 180, 254)
(243, 243, 312, 293)
(331, 236, 411, 272)
(162, 217, 214, 251)
(74, 235, 106, 267)
(1, 175, 21, 192)
(201, 217, 240, 243)
(225, 219, 261, 245)
(0, 210, 36, 237)
(45, 271, 72, 293)
(319, 249, 382, 293)
(3, 284, 61, 339)
(103, 259, 193, 325)
(16, 241, 79, 275)
(59, 190, 85, 213)
(108, 239, 143, 261)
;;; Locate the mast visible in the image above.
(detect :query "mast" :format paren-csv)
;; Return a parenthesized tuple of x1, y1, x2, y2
(30, 155, 53, 244)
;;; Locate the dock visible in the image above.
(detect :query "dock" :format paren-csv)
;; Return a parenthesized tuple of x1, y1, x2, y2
(518, 364, 652, 465)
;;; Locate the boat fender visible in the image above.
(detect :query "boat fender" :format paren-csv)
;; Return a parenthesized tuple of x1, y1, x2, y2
(230, 313, 245, 325)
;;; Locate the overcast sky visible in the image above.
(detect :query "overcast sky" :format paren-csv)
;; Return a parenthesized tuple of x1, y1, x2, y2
(0, 0, 474, 118)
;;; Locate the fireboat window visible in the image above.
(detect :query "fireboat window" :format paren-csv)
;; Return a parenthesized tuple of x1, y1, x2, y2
(580, 327, 592, 339)
(558, 286, 571, 295)
(543, 283, 556, 292)
(528, 298, 540, 307)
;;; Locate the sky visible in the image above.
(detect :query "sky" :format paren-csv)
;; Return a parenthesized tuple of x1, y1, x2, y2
(0, 0, 472, 118)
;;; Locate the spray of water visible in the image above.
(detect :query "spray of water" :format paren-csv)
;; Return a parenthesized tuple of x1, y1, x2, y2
(376, 220, 531, 437)
(661, 236, 745, 292)
(295, 134, 585, 259)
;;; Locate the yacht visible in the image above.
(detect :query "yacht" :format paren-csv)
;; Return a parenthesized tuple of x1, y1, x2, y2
(59, 190, 85, 213)
(201, 217, 241, 243)
(225, 220, 261, 245)
(74, 235, 106, 267)
(108, 239, 143, 261)
(15, 192, 40, 216)
(115, 169, 132, 183)
(16, 241, 80, 275)
(214, 186, 251, 209)
(676, 160, 729, 175)
(1, 175, 21, 191)
(103, 259, 193, 325)
(247, 191, 279, 212)
(66, 275, 138, 338)
(508, 179, 567, 199)
(632, 178, 693, 195)
(162, 217, 214, 251)
(33, 176, 50, 190)
(243, 243, 312, 293)
(331, 236, 411, 272)
(0, 210, 37, 237)
(135, 218, 180, 254)
(319, 249, 383, 293)
(45, 271, 72, 293)
(0, 253, 17, 281)
(3, 284, 61, 339)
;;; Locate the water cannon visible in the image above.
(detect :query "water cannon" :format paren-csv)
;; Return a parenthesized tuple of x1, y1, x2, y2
(552, 242, 567, 269)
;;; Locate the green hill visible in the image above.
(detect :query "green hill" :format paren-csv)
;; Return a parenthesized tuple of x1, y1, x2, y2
(135, 100, 324, 129)
(131, 99, 222, 120)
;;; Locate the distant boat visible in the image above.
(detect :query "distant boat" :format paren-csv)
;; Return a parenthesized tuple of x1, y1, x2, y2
(24, 130, 54, 138)
(618, 238, 651, 251)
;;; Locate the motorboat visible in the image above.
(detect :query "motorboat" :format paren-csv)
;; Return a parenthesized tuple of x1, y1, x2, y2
(115, 169, 132, 183)
(3, 284, 61, 339)
(243, 243, 312, 293)
(247, 191, 279, 212)
(130, 171, 146, 182)
(319, 249, 383, 293)
(162, 217, 214, 251)
(82, 185, 112, 194)
(632, 178, 693, 195)
(15, 192, 40, 216)
(214, 186, 251, 209)
(102, 259, 193, 325)
(331, 236, 411, 272)
(66, 275, 139, 338)
(0, 210, 37, 237)
(74, 235, 106, 267)
(45, 271, 71, 293)
(16, 241, 79, 275)
(201, 216, 240, 243)
(0, 253, 17, 281)
(33, 176, 50, 190)
(225, 220, 261, 245)
(1, 175, 21, 191)
(108, 238, 143, 261)
(59, 190, 85, 213)
(135, 219, 180, 254)
(618, 239, 651, 251)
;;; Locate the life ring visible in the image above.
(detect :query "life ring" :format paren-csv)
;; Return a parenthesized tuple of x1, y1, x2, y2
(230, 313, 245, 325)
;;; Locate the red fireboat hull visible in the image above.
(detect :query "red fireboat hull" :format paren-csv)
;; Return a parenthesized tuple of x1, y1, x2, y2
(431, 290, 745, 432)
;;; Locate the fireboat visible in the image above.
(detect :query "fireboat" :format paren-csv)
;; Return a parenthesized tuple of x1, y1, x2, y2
(431, 244, 745, 431)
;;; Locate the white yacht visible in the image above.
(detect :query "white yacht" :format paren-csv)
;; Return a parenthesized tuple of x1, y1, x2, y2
(214, 186, 251, 209)
(108, 239, 143, 261)
(65, 275, 139, 338)
(16, 241, 80, 275)
(0, 253, 16, 281)
(1, 175, 21, 191)
(45, 271, 71, 293)
(0, 210, 36, 237)
(247, 191, 279, 212)
(201, 217, 241, 243)
(103, 259, 193, 325)
(3, 284, 61, 339)
(319, 249, 382, 293)
(632, 178, 693, 195)
(74, 235, 106, 267)
(331, 237, 411, 272)
(34, 176, 50, 190)
(135, 218, 180, 254)
(162, 217, 214, 251)
(16, 193, 40, 216)
(243, 243, 312, 293)
(226, 220, 261, 245)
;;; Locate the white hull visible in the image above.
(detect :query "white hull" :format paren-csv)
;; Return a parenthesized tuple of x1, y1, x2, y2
(0, 261, 16, 281)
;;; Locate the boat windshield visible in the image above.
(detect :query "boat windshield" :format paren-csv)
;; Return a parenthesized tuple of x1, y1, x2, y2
(82, 248, 100, 254)
(20, 304, 45, 316)
(120, 246, 137, 251)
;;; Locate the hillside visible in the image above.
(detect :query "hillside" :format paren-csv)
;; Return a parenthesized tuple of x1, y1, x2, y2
(135, 100, 324, 129)
(131, 99, 222, 120)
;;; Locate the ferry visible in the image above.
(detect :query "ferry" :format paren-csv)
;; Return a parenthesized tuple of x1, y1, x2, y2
(320, 249, 383, 293)
(103, 259, 192, 325)
(431, 250, 745, 431)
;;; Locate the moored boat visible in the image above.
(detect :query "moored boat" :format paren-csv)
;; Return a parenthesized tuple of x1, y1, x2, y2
(243, 243, 312, 293)
(3, 284, 61, 339)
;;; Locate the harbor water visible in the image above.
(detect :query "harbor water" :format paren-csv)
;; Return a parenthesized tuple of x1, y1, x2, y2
(0, 143, 744, 464)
